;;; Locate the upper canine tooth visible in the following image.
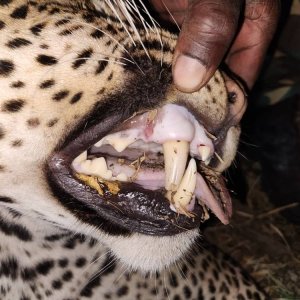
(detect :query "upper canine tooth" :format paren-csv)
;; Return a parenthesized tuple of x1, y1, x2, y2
(173, 158, 197, 208)
(198, 145, 211, 162)
(163, 140, 189, 191)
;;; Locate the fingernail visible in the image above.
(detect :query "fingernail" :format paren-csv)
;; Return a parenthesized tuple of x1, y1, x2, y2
(173, 55, 207, 92)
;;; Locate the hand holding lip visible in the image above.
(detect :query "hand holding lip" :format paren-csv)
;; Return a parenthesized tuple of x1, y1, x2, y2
(150, 0, 281, 91)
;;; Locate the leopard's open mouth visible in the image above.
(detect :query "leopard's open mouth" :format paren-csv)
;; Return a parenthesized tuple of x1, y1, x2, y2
(48, 104, 232, 236)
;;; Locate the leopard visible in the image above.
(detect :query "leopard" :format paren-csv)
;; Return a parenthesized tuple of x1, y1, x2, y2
(0, 0, 268, 299)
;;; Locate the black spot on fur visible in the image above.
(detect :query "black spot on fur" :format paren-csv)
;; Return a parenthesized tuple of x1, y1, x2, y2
(7, 207, 22, 218)
(82, 13, 95, 23)
(11, 139, 23, 147)
(2, 99, 25, 112)
(116, 286, 128, 297)
(62, 270, 73, 281)
(40, 43, 49, 49)
(36, 260, 54, 275)
(47, 118, 58, 127)
(80, 253, 116, 297)
(58, 258, 68, 268)
(21, 268, 37, 281)
(0, 126, 4, 139)
(40, 79, 55, 89)
(237, 294, 246, 300)
(72, 48, 93, 69)
(0, 257, 18, 280)
(0, 0, 12, 6)
(107, 72, 113, 81)
(10, 81, 25, 88)
(169, 272, 178, 287)
(52, 90, 69, 101)
(75, 257, 86, 268)
(36, 54, 57, 65)
(0, 60, 14, 77)
(30, 23, 46, 36)
(208, 279, 216, 293)
(91, 29, 104, 39)
(55, 18, 70, 26)
(0, 197, 14, 203)
(59, 25, 83, 36)
(52, 280, 62, 289)
(106, 24, 117, 35)
(6, 37, 32, 48)
(0, 215, 32, 241)
(27, 118, 40, 128)
(49, 7, 60, 14)
(95, 60, 108, 75)
(37, 4, 47, 12)
(10, 5, 28, 19)
(44, 233, 68, 241)
(0, 20, 5, 30)
(0, 165, 5, 172)
(70, 92, 83, 104)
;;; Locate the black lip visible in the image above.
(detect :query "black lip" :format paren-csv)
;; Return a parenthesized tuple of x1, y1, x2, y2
(48, 113, 204, 236)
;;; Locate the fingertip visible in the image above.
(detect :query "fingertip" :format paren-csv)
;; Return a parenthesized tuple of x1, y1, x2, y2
(173, 54, 208, 92)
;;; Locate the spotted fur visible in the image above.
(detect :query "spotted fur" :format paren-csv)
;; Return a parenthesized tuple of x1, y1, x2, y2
(0, 0, 267, 299)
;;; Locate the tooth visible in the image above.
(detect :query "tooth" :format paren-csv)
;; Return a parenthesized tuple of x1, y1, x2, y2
(105, 134, 136, 152)
(173, 158, 197, 208)
(73, 151, 87, 164)
(163, 141, 189, 191)
(116, 173, 128, 182)
(89, 157, 112, 180)
(198, 145, 211, 162)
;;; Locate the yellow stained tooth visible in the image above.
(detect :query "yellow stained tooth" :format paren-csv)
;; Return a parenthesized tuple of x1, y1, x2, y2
(173, 158, 197, 209)
(198, 145, 211, 162)
(163, 140, 189, 192)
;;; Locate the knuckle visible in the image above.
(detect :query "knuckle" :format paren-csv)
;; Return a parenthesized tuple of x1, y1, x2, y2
(186, 1, 240, 37)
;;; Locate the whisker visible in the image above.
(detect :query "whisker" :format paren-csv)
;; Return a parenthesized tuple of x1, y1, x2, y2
(161, 0, 181, 31)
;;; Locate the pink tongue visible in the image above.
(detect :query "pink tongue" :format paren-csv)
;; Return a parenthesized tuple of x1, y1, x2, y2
(105, 157, 230, 224)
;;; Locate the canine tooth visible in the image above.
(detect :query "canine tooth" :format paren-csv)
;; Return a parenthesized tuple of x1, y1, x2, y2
(163, 141, 189, 191)
(173, 158, 197, 208)
(198, 145, 211, 162)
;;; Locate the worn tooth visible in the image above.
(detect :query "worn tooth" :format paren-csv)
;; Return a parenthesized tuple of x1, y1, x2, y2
(173, 158, 197, 208)
(163, 140, 189, 191)
(198, 145, 211, 162)
(73, 151, 87, 164)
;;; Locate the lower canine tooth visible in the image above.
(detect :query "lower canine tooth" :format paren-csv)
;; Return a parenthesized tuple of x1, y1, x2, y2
(163, 140, 189, 191)
(173, 158, 197, 208)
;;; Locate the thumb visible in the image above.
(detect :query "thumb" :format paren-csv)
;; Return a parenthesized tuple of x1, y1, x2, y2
(173, 0, 242, 92)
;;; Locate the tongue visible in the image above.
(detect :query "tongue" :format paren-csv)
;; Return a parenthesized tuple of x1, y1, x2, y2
(102, 157, 231, 224)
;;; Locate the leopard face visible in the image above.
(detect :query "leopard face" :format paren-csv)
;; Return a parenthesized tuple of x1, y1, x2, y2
(0, 0, 246, 272)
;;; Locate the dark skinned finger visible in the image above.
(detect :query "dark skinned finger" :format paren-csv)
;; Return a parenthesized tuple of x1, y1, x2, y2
(226, 0, 281, 88)
(172, 0, 243, 92)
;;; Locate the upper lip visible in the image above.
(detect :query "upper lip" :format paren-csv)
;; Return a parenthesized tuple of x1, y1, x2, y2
(47, 105, 232, 236)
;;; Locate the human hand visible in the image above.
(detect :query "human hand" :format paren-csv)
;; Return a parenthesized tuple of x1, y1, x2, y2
(150, 0, 281, 91)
